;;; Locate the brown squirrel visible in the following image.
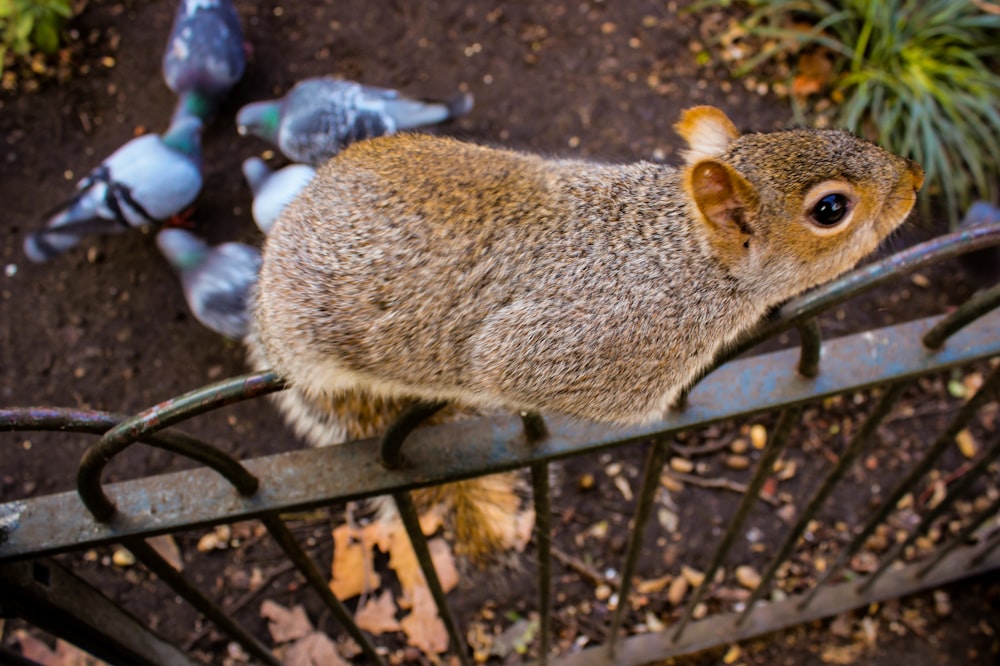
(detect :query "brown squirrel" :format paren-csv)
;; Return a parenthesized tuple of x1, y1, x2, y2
(252, 106, 923, 429)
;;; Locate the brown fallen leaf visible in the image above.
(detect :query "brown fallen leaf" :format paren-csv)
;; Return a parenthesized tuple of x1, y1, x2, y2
(390, 530, 459, 608)
(329, 523, 381, 600)
(146, 534, 183, 571)
(260, 599, 313, 644)
(355, 590, 402, 635)
(792, 48, 834, 99)
(820, 642, 866, 664)
(284, 631, 349, 666)
(14, 631, 110, 666)
(400, 585, 450, 655)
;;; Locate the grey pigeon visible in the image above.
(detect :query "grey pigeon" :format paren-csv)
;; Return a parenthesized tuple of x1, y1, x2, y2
(241, 157, 315, 234)
(156, 228, 261, 339)
(24, 116, 203, 263)
(235, 77, 474, 165)
(957, 201, 1000, 289)
(162, 0, 246, 122)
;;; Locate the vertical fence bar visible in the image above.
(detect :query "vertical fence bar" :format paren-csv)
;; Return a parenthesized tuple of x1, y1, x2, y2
(795, 318, 822, 378)
(258, 513, 387, 665)
(737, 383, 906, 623)
(859, 433, 1000, 592)
(671, 406, 801, 642)
(917, 489, 1000, 578)
(800, 365, 1000, 608)
(122, 537, 282, 666)
(392, 491, 471, 666)
(531, 462, 552, 665)
(607, 439, 671, 657)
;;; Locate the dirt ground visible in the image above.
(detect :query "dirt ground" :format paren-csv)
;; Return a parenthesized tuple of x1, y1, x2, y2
(1, 0, 998, 664)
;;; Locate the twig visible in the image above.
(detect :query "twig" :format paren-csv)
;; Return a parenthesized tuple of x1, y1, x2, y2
(550, 546, 613, 586)
(672, 439, 733, 458)
(664, 471, 781, 507)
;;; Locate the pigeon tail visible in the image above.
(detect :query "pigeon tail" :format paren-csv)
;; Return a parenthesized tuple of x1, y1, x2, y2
(23, 230, 81, 263)
(241, 157, 272, 196)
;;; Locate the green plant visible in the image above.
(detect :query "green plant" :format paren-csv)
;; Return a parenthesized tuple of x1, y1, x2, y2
(731, 0, 1000, 225)
(0, 0, 73, 75)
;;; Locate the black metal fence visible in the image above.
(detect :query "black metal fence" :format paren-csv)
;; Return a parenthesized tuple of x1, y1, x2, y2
(2, 221, 1000, 666)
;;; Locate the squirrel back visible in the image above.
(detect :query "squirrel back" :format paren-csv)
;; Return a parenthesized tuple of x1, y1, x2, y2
(254, 106, 923, 424)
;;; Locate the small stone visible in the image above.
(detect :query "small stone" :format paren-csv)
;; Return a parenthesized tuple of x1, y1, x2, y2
(112, 547, 136, 567)
(725, 455, 750, 470)
(667, 575, 689, 606)
(735, 565, 761, 590)
(670, 457, 694, 473)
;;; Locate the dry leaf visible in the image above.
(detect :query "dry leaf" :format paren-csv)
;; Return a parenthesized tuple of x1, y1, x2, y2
(820, 643, 866, 664)
(329, 524, 381, 600)
(14, 631, 109, 666)
(792, 48, 833, 98)
(390, 531, 458, 607)
(400, 585, 450, 655)
(260, 600, 313, 644)
(284, 631, 349, 666)
(147, 534, 183, 571)
(355, 590, 402, 635)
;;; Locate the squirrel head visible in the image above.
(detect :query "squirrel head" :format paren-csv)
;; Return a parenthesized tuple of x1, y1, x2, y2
(676, 106, 924, 301)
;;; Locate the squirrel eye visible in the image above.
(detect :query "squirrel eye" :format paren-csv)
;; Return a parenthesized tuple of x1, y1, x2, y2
(810, 193, 850, 226)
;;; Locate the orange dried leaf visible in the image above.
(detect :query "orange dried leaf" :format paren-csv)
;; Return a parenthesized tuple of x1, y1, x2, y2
(400, 585, 450, 654)
(260, 599, 313, 644)
(284, 631, 349, 666)
(329, 524, 381, 600)
(355, 590, 402, 635)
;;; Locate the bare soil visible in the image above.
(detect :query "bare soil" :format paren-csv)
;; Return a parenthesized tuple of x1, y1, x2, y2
(1, 1, 997, 664)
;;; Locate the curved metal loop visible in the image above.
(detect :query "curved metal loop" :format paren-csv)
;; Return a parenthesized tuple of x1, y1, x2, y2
(76, 371, 287, 523)
(923, 281, 1000, 349)
(1, 406, 260, 502)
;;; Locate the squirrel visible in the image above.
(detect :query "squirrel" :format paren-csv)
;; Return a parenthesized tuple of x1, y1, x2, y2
(252, 106, 924, 429)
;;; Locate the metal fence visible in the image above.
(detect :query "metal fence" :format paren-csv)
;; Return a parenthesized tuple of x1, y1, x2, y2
(2, 221, 1000, 666)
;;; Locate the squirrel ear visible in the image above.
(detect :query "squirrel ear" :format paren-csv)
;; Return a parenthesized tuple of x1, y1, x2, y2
(686, 159, 757, 239)
(675, 106, 740, 164)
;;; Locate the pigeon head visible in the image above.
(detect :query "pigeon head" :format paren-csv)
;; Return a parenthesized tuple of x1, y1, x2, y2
(241, 156, 271, 196)
(157, 228, 209, 271)
(236, 100, 281, 143)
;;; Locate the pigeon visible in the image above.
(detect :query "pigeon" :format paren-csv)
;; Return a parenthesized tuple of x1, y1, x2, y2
(241, 157, 316, 234)
(162, 0, 246, 122)
(236, 77, 474, 165)
(156, 228, 262, 340)
(24, 115, 204, 263)
(957, 201, 1000, 289)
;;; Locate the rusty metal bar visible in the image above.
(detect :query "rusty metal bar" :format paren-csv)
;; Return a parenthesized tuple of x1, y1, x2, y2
(737, 382, 906, 624)
(971, 524, 1000, 566)
(4, 309, 999, 562)
(531, 462, 552, 665)
(535, 543, 1000, 666)
(671, 407, 801, 642)
(923, 281, 1000, 349)
(859, 432, 1000, 592)
(608, 439, 670, 656)
(1, 406, 259, 500)
(918, 488, 1000, 578)
(0, 557, 200, 666)
(795, 318, 822, 378)
(801, 363, 1000, 608)
(121, 537, 281, 666)
(257, 513, 387, 665)
(392, 491, 471, 666)
(77, 371, 285, 522)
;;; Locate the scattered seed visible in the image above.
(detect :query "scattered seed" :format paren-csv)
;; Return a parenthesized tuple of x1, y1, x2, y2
(955, 429, 978, 458)
(681, 565, 705, 587)
(735, 565, 761, 590)
(725, 455, 750, 470)
(670, 457, 694, 473)
(579, 472, 595, 490)
(667, 575, 689, 606)
(910, 273, 931, 288)
(723, 645, 742, 664)
(112, 547, 136, 567)
(750, 424, 767, 449)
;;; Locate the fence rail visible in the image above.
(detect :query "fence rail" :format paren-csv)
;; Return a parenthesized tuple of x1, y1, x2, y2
(2, 221, 1000, 665)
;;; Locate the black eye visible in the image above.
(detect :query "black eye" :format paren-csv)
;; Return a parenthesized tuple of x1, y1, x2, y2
(811, 193, 850, 226)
